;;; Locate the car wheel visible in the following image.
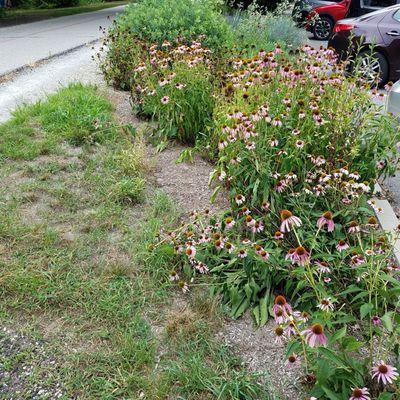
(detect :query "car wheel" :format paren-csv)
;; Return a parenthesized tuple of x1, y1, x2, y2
(358, 51, 389, 87)
(313, 16, 333, 40)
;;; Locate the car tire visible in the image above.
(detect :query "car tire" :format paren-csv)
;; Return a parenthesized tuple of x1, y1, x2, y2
(313, 16, 333, 40)
(358, 51, 389, 87)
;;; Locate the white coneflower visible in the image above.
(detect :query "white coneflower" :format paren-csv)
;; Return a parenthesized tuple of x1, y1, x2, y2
(235, 194, 245, 205)
(317, 297, 334, 312)
(169, 270, 179, 281)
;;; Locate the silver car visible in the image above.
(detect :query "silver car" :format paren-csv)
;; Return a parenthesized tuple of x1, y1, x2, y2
(387, 80, 400, 117)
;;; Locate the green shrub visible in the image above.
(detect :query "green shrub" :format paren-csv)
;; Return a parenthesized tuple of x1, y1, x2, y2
(229, 2, 307, 52)
(117, 0, 232, 50)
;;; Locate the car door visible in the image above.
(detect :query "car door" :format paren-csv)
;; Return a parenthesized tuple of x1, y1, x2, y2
(378, 8, 400, 80)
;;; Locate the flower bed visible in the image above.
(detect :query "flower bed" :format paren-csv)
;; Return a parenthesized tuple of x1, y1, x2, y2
(101, 0, 400, 398)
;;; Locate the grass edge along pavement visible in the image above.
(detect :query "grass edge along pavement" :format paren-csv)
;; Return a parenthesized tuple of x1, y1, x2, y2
(0, 83, 275, 400)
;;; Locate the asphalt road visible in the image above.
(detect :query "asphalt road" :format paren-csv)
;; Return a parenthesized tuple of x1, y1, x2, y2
(0, 44, 103, 123)
(0, 5, 125, 76)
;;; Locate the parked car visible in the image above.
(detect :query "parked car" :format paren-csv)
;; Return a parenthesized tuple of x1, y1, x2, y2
(296, 0, 400, 40)
(292, 0, 342, 25)
(387, 79, 400, 116)
(328, 5, 400, 85)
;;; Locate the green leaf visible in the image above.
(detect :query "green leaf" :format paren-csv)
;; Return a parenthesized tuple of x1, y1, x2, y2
(381, 312, 394, 332)
(360, 303, 374, 319)
(321, 385, 342, 400)
(378, 392, 393, 400)
(329, 326, 347, 345)
(260, 296, 269, 327)
(341, 336, 364, 352)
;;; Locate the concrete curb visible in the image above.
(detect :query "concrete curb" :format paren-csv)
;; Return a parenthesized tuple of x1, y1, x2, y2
(0, 38, 100, 83)
(372, 183, 400, 263)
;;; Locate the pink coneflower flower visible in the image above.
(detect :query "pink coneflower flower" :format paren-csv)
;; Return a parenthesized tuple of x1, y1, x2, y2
(295, 140, 305, 148)
(317, 298, 334, 312)
(272, 117, 282, 127)
(372, 361, 398, 384)
(337, 240, 349, 252)
(273, 295, 293, 315)
(349, 387, 370, 400)
(238, 249, 247, 258)
(178, 280, 189, 293)
(262, 201, 270, 211)
(260, 250, 269, 261)
(185, 246, 196, 258)
(225, 242, 235, 253)
(225, 217, 235, 229)
(274, 230, 284, 240)
(315, 260, 330, 273)
(292, 128, 301, 136)
(317, 211, 335, 232)
(274, 326, 285, 345)
(235, 194, 245, 205)
(214, 239, 224, 250)
(270, 138, 279, 147)
(302, 323, 327, 347)
(253, 221, 264, 233)
(273, 307, 286, 324)
(161, 96, 170, 104)
(280, 210, 302, 232)
(175, 83, 186, 90)
(372, 316, 382, 326)
(169, 270, 179, 281)
(286, 354, 300, 369)
(293, 246, 310, 266)
(285, 248, 296, 263)
(348, 221, 360, 234)
(245, 215, 255, 227)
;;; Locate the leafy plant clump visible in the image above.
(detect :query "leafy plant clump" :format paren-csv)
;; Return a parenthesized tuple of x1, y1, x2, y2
(153, 45, 400, 399)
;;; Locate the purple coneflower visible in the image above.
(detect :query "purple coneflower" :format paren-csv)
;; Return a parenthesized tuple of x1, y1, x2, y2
(280, 210, 302, 232)
(302, 323, 327, 347)
(161, 95, 170, 104)
(293, 246, 310, 266)
(315, 260, 330, 273)
(273, 295, 292, 315)
(372, 361, 398, 384)
(349, 387, 370, 400)
(371, 316, 382, 326)
(348, 221, 360, 234)
(286, 354, 300, 369)
(274, 230, 284, 240)
(317, 211, 335, 232)
(337, 240, 349, 252)
(238, 249, 247, 258)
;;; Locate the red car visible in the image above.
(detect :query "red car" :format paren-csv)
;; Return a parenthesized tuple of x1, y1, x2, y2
(304, 0, 400, 40)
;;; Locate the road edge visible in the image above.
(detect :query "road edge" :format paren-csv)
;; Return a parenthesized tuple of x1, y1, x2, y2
(0, 39, 100, 84)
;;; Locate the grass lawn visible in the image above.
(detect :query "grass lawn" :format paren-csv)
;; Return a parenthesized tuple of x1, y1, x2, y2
(0, 83, 273, 399)
(0, 1, 127, 26)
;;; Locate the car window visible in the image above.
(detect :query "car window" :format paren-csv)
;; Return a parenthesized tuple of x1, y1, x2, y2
(395, 9, 400, 21)
(361, 0, 396, 8)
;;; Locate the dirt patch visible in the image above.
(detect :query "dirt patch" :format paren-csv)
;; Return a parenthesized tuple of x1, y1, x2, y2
(152, 145, 229, 214)
(217, 313, 305, 400)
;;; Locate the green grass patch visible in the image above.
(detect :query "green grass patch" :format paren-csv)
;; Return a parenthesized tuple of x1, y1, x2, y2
(0, 84, 274, 399)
